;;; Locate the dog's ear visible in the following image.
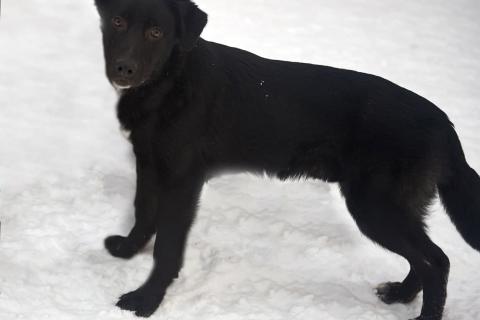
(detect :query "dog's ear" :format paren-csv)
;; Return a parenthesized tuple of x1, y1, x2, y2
(171, 0, 208, 51)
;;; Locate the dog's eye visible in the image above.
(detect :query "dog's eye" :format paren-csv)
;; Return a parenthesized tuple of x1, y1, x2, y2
(146, 27, 164, 41)
(112, 16, 127, 31)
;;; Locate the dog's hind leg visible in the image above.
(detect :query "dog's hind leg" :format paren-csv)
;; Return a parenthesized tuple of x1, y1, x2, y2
(341, 178, 450, 320)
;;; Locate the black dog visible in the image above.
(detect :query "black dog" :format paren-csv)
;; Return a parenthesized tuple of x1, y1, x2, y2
(94, 0, 480, 319)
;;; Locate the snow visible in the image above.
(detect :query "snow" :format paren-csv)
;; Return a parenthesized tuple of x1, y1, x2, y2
(0, 0, 479, 319)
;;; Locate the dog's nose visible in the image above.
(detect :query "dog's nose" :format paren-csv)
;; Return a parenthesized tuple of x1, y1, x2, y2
(114, 60, 138, 79)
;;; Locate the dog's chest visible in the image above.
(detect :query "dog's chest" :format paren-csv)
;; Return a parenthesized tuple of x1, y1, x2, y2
(117, 87, 208, 171)
(120, 127, 132, 141)
(128, 115, 203, 172)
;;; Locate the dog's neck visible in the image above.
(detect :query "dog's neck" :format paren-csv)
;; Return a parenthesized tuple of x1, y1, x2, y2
(115, 39, 223, 133)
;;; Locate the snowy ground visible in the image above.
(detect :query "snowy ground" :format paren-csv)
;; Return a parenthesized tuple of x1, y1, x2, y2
(1, 0, 480, 319)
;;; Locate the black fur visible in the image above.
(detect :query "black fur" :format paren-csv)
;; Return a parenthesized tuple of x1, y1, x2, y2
(94, 0, 480, 319)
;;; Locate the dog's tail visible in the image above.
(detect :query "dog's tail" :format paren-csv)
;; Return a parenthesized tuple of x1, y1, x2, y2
(438, 126, 480, 252)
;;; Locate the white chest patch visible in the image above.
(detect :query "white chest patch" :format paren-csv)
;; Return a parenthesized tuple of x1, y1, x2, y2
(120, 127, 132, 141)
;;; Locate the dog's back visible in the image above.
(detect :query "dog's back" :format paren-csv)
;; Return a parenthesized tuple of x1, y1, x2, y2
(190, 40, 452, 186)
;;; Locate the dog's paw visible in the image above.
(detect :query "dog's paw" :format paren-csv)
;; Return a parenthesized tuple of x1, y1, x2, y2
(116, 288, 165, 318)
(104, 235, 138, 259)
(409, 316, 442, 320)
(375, 282, 419, 305)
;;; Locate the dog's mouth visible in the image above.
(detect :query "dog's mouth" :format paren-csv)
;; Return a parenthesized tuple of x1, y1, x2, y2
(112, 81, 132, 91)
(110, 78, 147, 91)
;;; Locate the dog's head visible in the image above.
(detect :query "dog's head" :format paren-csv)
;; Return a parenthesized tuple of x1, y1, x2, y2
(95, 0, 207, 89)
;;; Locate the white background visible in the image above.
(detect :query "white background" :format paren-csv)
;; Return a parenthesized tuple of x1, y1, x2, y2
(0, 0, 479, 319)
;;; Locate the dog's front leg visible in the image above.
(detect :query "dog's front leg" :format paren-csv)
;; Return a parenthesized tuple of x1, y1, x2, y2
(105, 161, 160, 259)
(116, 173, 204, 317)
